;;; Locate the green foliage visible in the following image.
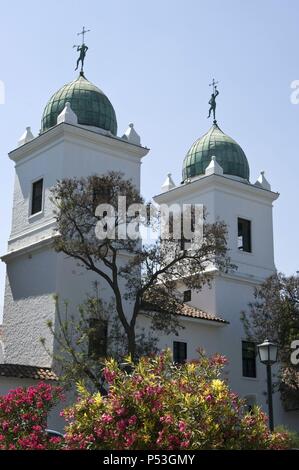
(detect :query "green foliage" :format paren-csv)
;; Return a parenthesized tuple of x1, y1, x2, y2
(63, 351, 291, 450)
(242, 272, 299, 409)
(275, 426, 299, 449)
(50, 172, 231, 360)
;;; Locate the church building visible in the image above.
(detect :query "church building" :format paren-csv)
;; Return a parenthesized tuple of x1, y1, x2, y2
(0, 41, 298, 432)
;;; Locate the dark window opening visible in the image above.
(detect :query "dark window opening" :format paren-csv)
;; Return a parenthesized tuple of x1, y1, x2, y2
(88, 319, 108, 360)
(244, 395, 257, 414)
(242, 341, 256, 378)
(173, 341, 187, 364)
(183, 290, 191, 302)
(93, 186, 113, 211)
(180, 205, 195, 251)
(31, 179, 43, 215)
(238, 218, 251, 252)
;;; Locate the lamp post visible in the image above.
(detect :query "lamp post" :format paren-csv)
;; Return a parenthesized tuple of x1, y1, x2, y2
(257, 339, 278, 432)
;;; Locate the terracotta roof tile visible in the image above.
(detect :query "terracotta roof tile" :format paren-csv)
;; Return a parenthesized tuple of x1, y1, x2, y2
(0, 364, 58, 381)
(179, 304, 228, 323)
(179, 304, 229, 323)
(141, 302, 228, 324)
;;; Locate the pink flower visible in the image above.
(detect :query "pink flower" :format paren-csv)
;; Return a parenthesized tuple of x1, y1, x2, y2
(151, 401, 162, 413)
(101, 413, 113, 424)
(178, 420, 187, 432)
(13, 425, 20, 434)
(205, 394, 213, 402)
(128, 415, 137, 426)
(211, 354, 228, 366)
(49, 436, 62, 444)
(95, 427, 104, 438)
(145, 385, 163, 396)
(124, 433, 136, 447)
(103, 368, 117, 384)
(115, 406, 126, 416)
(116, 419, 127, 432)
(160, 415, 173, 425)
(168, 434, 180, 446)
(32, 425, 42, 432)
(181, 440, 190, 448)
(2, 421, 9, 431)
(134, 390, 144, 401)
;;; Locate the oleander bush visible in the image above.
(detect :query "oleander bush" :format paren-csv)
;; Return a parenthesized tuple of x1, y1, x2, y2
(0, 382, 63, 450)
(63, 351, 291, 450)
(275, 425, 299, 449)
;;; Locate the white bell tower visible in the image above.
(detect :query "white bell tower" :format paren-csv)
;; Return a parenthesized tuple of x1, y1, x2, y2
(155, 119, 279, 398)
(0, 72, 148, 367)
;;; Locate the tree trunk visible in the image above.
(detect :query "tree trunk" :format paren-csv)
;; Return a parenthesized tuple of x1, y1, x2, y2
(127, 328, 136, 361)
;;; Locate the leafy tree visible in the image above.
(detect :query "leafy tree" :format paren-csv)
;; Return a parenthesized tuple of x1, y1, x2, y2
(42, 289, 159, 392)
(242, 273, 299, 410)
(49, 172, 230, 377)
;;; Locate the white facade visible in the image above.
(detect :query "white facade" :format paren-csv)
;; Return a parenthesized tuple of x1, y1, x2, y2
(0, 86, 298, 434)
(153, 170, 299, 431)
(1, 123, 148, 368)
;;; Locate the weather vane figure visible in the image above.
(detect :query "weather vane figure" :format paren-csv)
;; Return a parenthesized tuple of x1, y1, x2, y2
(74, 26, 90, 74)
(207, 79, 219, 122)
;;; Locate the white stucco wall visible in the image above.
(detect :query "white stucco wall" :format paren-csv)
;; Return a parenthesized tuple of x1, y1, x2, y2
(2, 247, 57, 366)
(153, 174, 299, 432)
(1, 123, 148, 367)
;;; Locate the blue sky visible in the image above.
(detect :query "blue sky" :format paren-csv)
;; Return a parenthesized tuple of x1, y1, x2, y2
(1, 0, 299, 317)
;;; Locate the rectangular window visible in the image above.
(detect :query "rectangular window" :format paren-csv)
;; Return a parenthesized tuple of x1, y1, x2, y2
(242, 341, 256, 378)
(180, 206, 195, 251)
(238, 218, 251, 252)
(173, 341, 187, 364)
(93, 186, 112, 210)
(31, 179, 43, 215)
(88, 319, 108, 359)
(183, 290, 191, 302)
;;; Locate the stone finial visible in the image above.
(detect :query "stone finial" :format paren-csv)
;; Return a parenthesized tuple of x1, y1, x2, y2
(122, 123, 141, 146)
(161, 173, 176, 192)
(205, 155, 223, 176)
(18, 127, 35, 147)
(255, 171, 271, 191)
(57, 102, 78, 125)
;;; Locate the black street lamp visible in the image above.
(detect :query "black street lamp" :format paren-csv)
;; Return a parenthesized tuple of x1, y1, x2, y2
(257, 339, 278, 432)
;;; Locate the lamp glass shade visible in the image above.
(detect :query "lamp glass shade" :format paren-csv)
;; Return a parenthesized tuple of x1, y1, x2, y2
(257, 339, 278, 365)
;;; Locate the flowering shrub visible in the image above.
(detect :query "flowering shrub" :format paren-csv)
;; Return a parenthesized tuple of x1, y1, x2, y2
(0, 382, 63, 450)
(63, 351, 291, 450)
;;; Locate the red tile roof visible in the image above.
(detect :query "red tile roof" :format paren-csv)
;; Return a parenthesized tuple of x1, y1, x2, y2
(179, 304, 228, 323)
(0, 364, 58, 381)
(141, 302, 228, 324)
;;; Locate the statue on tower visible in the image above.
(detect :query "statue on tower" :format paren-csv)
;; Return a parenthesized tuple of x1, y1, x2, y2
(75, 43, 88, 72)
(207, 79, 219, 122)
(73, 26, 90, 74)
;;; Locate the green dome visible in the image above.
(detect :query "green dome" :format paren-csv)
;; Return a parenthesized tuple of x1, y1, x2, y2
(41, 74, 117, 135)
(182, 123, 249, 181)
